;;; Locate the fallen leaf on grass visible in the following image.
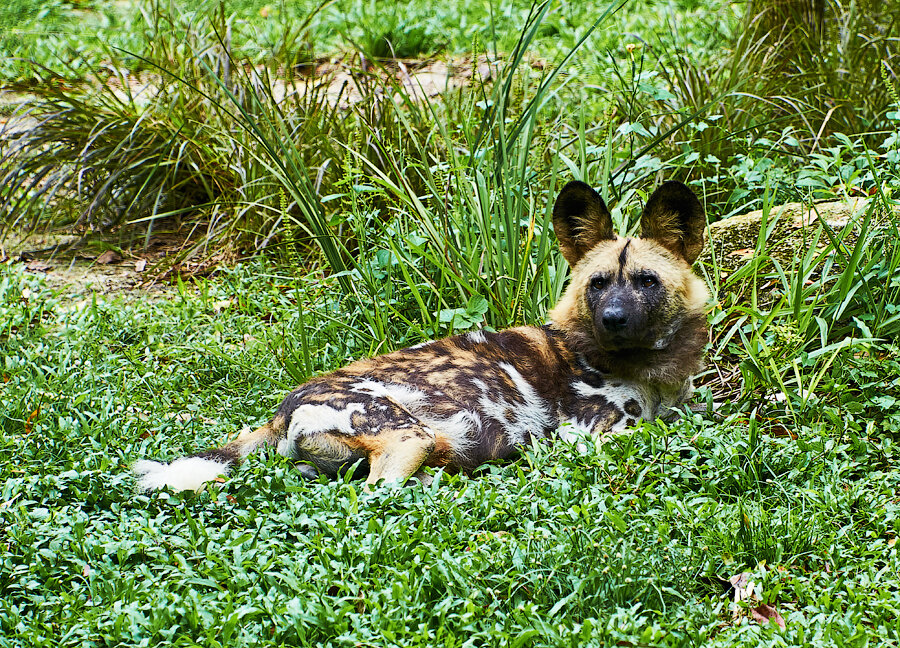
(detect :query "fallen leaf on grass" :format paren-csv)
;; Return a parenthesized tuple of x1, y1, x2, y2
(95, 250, 122, 264)
(726, 571, 786, 629)
(135, 259, 147, 272)
(751, 603, 786, 629)
(26, 260, 52, 272)
(24, 407, 40, 434)
(767, 423, 798, 439)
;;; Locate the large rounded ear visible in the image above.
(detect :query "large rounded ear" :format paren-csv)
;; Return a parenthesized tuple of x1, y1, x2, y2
(552, 180, 615, 266)
(639, 181, 706, 264)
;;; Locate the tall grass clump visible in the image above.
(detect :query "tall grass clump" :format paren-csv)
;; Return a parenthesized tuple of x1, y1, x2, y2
(249, 0, 646, 342)
(703, 162, 900, 431)
(574, 1, 900, 209)
(0, 1, 420, 255)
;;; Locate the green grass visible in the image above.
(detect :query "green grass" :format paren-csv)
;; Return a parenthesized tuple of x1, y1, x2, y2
(0, 0, 731, 80)
(1, 255, 899, 646)
(3, 0, 900, 644)
(3, 0, 898, 253)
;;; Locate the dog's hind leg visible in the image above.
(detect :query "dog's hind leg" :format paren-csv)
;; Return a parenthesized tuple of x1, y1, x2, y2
(134, 414, 287, 491)
(361, 424, 437, 489)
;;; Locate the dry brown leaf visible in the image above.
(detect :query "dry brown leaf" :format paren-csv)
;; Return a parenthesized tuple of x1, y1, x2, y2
(24, 406, 40, 434)
(751, 603, 786, 629)
(135, 259, 147, 272)
(727, 571, 787, 630)
(767, 423, 798, 440)
(25, 260, 52, 272)
(95, 250, 122, 264)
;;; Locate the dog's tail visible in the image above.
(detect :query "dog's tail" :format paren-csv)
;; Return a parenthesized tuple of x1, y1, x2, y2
(133, 415, 287, 491)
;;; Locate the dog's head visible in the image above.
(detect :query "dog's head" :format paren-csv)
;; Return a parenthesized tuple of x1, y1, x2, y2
(550, 180, 709, 357)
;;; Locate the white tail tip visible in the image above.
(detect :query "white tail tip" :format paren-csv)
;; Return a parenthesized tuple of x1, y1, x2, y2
(133, 457, 230, 492)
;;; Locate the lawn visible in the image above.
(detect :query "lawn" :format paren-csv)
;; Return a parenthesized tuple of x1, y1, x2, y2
(3, 259, 898, 646)
(1, 0, 900, 646)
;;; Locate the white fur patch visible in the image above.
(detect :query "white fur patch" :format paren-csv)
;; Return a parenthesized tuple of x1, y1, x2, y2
(557, 419, 594, 454)
(475, 363, 553, 445)
(607, 384, 650, 418)
(133, 457, 229, 492)
(558, 417, 596, 437)
(351, 379, 429, 410)
(422, 410, 481, 456)
(467, 330, 487, 344)
(573, 380, 651, 420)
(572, 381, 607, 399)
(285, 402, 365, 445)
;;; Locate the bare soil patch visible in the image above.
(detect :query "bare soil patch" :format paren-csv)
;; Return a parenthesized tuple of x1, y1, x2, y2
(1, 228, 221, 296)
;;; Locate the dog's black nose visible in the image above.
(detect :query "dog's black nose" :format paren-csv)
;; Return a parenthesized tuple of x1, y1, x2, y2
(602, 307, 628, 332)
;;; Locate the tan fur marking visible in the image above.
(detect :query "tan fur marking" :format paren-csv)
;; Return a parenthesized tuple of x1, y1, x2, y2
(363, 426, 437, 487)
(423, 435, 454, 467)
(232, 414, 286, 456)
(593, 410, 625, 440)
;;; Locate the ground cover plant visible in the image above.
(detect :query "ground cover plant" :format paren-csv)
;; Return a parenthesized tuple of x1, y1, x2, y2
(2, 0, 900, 645)
(2, 213, 900, 645)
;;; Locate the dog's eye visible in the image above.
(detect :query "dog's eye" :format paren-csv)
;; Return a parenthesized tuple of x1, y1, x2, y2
(640, 275, 658, 289)
(590, 276, 607, 290)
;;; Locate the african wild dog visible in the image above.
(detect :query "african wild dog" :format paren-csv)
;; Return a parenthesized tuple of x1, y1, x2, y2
(134, 179, 709, 491)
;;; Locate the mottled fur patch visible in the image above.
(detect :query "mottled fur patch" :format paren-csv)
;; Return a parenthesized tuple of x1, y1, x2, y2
(134, 179, 709, 491)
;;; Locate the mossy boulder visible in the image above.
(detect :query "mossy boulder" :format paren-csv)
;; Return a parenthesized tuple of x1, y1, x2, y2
(702, 197, 874, 274)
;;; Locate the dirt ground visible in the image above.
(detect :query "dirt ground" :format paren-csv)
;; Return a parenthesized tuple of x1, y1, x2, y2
(1, 229, 211, 295)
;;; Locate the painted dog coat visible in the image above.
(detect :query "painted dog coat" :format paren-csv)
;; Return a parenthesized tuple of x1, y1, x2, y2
(135, 179, 709, 491)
